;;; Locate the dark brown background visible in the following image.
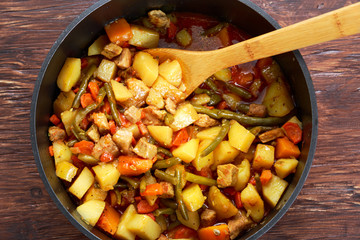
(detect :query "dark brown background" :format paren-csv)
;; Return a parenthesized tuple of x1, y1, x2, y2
(1, 0, 359, 239)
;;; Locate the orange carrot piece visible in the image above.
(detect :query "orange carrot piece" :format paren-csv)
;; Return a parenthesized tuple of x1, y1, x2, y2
(169, 225, 198, 239)
(80, 93, 94, 108)
(260, 169, 272, 185)
(49, 114, 61, 125)
(109, 120, 117, 135)
(275, 137, 301, 159)
(217, 100, 228, 110)
(217, 26, 230, 47)
(88, 81, 99, 100)
(105, 18, 133, 44)
(96, 203, 120, 235)
(167, 22, 177, 40)
(172, 128, 189, 147)
(136, 120, 148, 135)
(140, 183, 164, 196)
(136, 199, 159, 214)
(249, 176, 256, 186)
(198, 224, 230, 240)
(117, 156, 153, 176)
(282, 122, 302, 144)
(48, 146, 54, 157)
(73, 140, 94, 155)
(100, 152, 114, 163)
(119, 113, 131, 127)
(234, 192, 243, 209)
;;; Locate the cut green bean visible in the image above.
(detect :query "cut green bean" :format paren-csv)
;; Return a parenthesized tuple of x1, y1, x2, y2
(72, 65, 97, 108)
(114, 182, 128, 188)
(157, 147, 173, 157)
(160, 199, 178, 209)
(120, 176, 140, 189)
(175, 168, 188, 221)
(66, 139, 78, 147)
(167, 220, 181, 231)
(114, 189, 122, 205)
(249, 126, 275, 136)
(104, 82, 121, 126)
(201, 119, 230, 157)
(153, 157, 182, 169)
(202, 22, 228, 36)
(185, 172, 217, 186)
(78, 154, 98, 165)
(154, 169, 177, 185)
(224, 82, 252, 100)
(153, 208, 175, 217)
(237, 104, 250, 114)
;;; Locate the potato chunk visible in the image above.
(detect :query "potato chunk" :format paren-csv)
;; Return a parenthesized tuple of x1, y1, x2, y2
(207, 186, 238, 220)
(228, 120, 255, 153)
(262, 174, 288, 208)
(132, 52, 159, 87)
(55, 161, 78, 182)
(158, 59, 182, 87)
(111, 80, 133, 102)
(212, 141, 240, 169)
(234, 159, 251, 191)
(69, 167, 94, 199)
(147, 125, 173, 147)
(76, 200, 105, 226)
(92, 163, 120, 191)
(172, 138, 199, 163)
(252, 144, 275, 170)
(53, 90, 75, 116)
(192, 139, 214, 171)
(241, 183, 264, 222)
(274, 158, 298, 179)
(128, 24, 159, 49)
(115, 204, 137, 240)
(52, 140, 72, 165)
(182, 183, 206, 212)
(127, 214, 162, 240)
(96, 59, 117, 82)
(57, 58, 81, 92)
(88, 35, 109, 56)
(169, 103, 199, 131)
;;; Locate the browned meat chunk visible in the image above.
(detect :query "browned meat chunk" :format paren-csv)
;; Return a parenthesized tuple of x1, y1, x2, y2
(258, 128, 285, 143)
(194, 114, 219, 128)
(101, 43, 122, 59)
(121, 78, 150, 108)
(92, 134, 119, 160)
(217, 164, 239, 188)
(228, 210, 254, 239)
(92, 112, 110, 134)
(124, 106, 142, 124)
(141, 106, 166, 126)
(164, 97, 176, 114)
(133, 137, 157, 159)
(114, 48, 132, 69)
(247, 104, 267, 117)
(86, 124, 100, 142)
(120, 189, 136, 207)
(119, 67, 138, 81)
(48, 126, 66, 142)
(200, 209, 217, 227)
(159, 182, 174, 198)
(148, 10, 170, 28)
(112, 128, 133, 154)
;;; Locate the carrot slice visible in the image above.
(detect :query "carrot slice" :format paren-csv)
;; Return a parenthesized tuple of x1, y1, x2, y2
(49, 114, 61, 125)
(275, 137, 301, 159)
(73, 140, 94, 155)
(48, 146, 54, 156)
(96, 203, 120, 236)
(198, 224, 230, 240)
(80, 93, 94, 108)
(88, 81, 99, 100)
(140, 183, 164, 196)
(234, 192, 243, 209)
(172, 128, 189, 147)
(136, 120, 148, 135)
(117, 156, 153, 176)
(282, 122, 302, 144)
(100, 152, 114, 163)
(260, 169, 272, 185)
(168, 225, 198, 239)
(105, 18, 133, 44)
(136, 199, 159, 214)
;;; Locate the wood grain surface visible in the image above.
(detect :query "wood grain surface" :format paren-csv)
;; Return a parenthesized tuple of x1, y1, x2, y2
(0, 0, 359, 239)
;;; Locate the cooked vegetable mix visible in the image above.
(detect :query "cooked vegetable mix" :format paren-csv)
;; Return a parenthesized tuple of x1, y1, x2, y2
(48, 10, 303, 240)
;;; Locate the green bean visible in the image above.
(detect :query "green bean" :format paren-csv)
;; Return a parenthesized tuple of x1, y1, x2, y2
(201, 119, 230, 157)
(249, 126, 275, 136)
(205, 78, 219, 93)
(78, 154, 98, 165)
(160, 199, 178, 209)
(72, 65, 97, 108)
(194, 88, 212, 95)
(153, 157, 182, 169)
(167, 220, 181, 231)
(156, 154, 165, 160)
(185, 172, 217, 186)
(202, 22, 228, 36)
(153, 208, 175, 217)
(114, 189, 122, 205)
(148, 136, 156, 145)
(120, 176, 140, 189)
(208, 93, 222, 106)
(104, 82, 121, 126)
(255, 173, 262, 193)
(66, 139, 78, 147)
(224, 82, 252, 100)
(154, 169, 177, 185)
(157, 147, 173, 157)
(105, 112, 113, 120)
(237, 104, 250, 114)
(114, 182, 128, 188)
(164, 113, 175, 126)
(175, 168, 188, 221)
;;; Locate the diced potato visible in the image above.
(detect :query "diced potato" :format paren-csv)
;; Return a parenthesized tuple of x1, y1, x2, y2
(213, 68, 232, 82)
(169, 103, 199, 131)
(158, 59, 182, 87)
(172, 139, 199, 163)
(147, 125, 173, 147)
(146, 88, 164, 109)
(83, 185, 108, 202)
(212, 141, 240, 169)
(207, 186, 238, 220)
(111, 80, 133, 102)
(182, 183, 206, 212)
(128, 24, 159, 49)
(196, 126, 221, 140)
(252, 144, 275, 170)
(55, 161, 78, 182)
(52, 140, 72, 165)
(53, 90, 76, 116)
(262, 78, 294, 117)
(152, 76, 185, 103)
(127, 214, 162, 240)
(96, 59, 117, 82)
(192, 139, 214, 171)
(57, 58, 81, 92)
(176, 208, 200, 230)
(176, 29, 192, 47)
(88, 35, 109, 56)
(132, 52, 159, 87)
(286, 116, 302, 129)
(69, 167, 95, 199)
(274, 158, 299, 179)
(115, 204, 137, 240)
(228, 120, 255, 153)
(92, 163, 120, 191)
(241, 183, 264, 222)
(126, 124, 141, 139)
(61, 109, 77, 136)
(234, 159, 251, 191)
(262, 174, 288, 208)
(190, 93, 211, 106)
(76, 200, 106, 226)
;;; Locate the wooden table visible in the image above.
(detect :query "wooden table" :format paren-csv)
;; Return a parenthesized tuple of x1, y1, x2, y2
(1, 0, 359, 239)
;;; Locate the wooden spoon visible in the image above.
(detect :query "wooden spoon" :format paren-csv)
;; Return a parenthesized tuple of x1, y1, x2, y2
(146, 2, 360, 97)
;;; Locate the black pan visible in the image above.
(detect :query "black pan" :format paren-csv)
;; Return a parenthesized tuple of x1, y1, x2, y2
(30, 0, 318, 239)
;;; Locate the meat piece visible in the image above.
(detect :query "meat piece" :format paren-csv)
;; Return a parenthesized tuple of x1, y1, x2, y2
(92, 112, 110, 134)
(120, 189, 136, 207)
(112, 128, 133, 154)
(141, 106, 167, 126)
(101, 43, 122, 59)
(119, 66, 138, 81)
(157, 234, 169, 240)
(86, 124, 100, 142)
(114, 48, 132, 69)
(228, 210, 254, 239)
(92, 134, 119, 160)
(258, 128, 285, 143)
(133, 137, 157, 159)
(124, 106, 142, 124)
(159, 182, 174, 198)
(217, 164, 239, 188)
(194, 114, 219, 128)
(148, 10, 170, 28)
(247, 104, 267, 117)
(48, 126, 66, 142)
(121, 78, 150, 108)
(164, 97, 176, 114)
(200, 209, 217, 227)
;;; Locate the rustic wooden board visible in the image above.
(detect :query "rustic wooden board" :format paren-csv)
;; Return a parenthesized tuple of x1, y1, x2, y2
(0, 0, 359, 239)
